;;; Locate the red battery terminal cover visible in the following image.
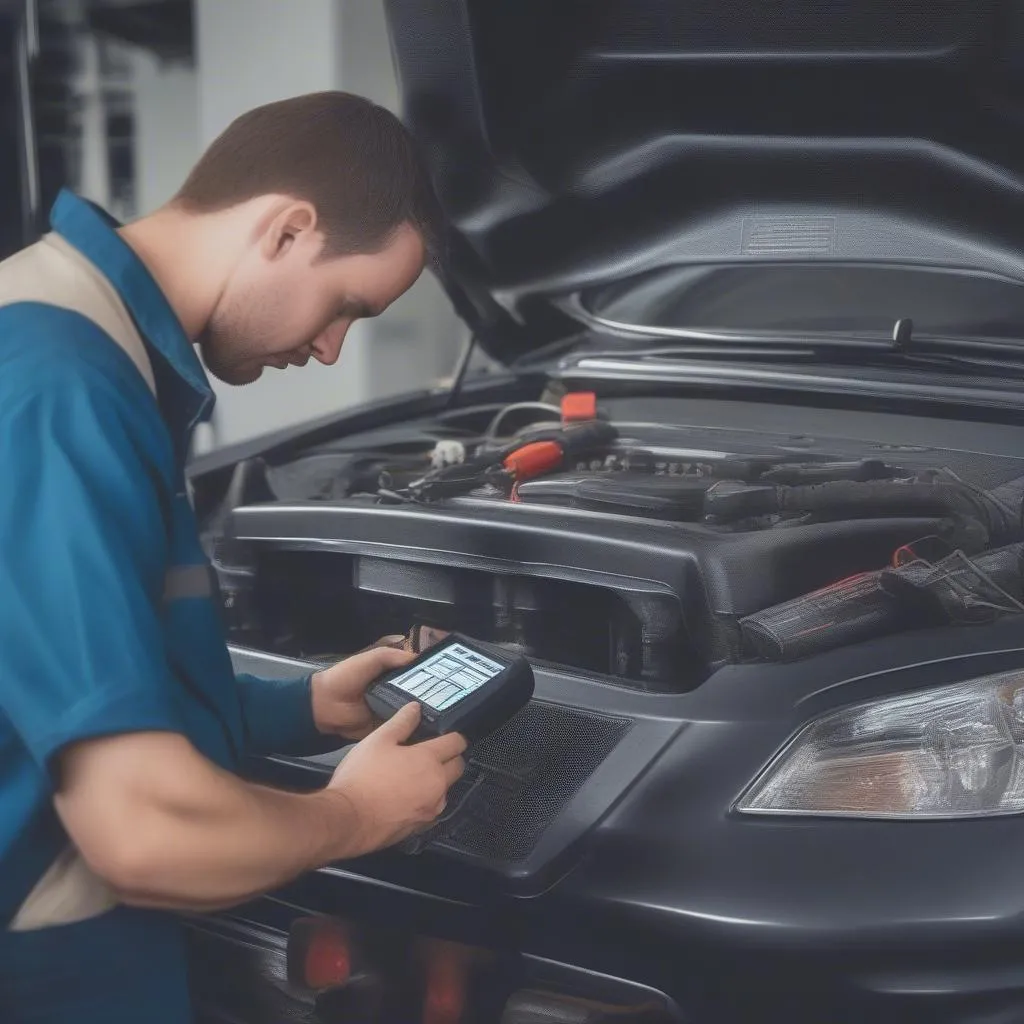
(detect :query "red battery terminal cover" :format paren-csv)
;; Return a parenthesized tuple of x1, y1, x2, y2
(560, 391, 597, 423)
(502, 440, 564, 481)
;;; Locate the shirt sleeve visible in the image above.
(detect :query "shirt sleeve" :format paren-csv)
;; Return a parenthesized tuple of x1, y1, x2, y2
(0, 352, 185, 773)
(235, 672, 338, 757)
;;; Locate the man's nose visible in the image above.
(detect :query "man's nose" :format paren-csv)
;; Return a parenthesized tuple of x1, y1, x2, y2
(312, 321, 349, 366)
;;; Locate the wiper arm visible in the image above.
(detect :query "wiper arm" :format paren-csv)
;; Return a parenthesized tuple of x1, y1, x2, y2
(563, 296, 1024, 361)
(587, 320, 1024, 379)
(613, 347, 1024, 381)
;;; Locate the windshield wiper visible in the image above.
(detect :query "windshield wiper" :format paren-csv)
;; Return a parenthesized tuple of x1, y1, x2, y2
(581, 319, 1024, 380)
(620, 346, 1024, 379)
(563, 296, 1024, 362)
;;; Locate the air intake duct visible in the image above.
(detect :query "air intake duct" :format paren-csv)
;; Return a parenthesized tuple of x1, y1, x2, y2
(740, 542, 1024, 662)
(739, 571, 918, 662)
(705, 478, 1013, 547)
(881, 541, 1024, 625)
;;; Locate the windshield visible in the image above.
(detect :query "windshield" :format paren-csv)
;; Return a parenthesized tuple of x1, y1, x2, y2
(579, 264, 1024, 344)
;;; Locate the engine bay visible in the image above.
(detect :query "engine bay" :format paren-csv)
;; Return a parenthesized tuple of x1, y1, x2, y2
(201, 393, 1024, 692)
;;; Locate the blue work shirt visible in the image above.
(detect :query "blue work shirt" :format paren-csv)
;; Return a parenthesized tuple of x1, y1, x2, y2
(0, 191, 325, 1022)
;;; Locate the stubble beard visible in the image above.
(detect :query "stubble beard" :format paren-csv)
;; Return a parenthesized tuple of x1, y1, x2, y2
(198, 304, 268, 386)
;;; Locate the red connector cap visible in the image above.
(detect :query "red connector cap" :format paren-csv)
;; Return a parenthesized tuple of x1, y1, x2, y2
(560, 391, 597, 423)
(503, 440, 564, 480)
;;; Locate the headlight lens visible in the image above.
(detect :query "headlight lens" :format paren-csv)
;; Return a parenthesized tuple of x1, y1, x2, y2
(737, 671, 1024, 819)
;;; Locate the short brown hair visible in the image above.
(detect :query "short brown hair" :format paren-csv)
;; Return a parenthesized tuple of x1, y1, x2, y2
(174, 91, 445, 265)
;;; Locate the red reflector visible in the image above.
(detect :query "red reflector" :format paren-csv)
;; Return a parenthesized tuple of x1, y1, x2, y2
(561, 391, 597, 423)
(503, 441, 563, 480)
(423, 940, 471, 1024)
(290, 918, 353, 990)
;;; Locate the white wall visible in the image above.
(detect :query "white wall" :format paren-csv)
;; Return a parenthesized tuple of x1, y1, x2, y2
(193, 0, 366, 447)
(188, 0, 465, 448)
(335, 0, 466, 406)
(131, 51, 198, 216)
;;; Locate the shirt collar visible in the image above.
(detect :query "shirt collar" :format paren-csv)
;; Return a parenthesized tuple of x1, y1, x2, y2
(48, 189, 215, 426)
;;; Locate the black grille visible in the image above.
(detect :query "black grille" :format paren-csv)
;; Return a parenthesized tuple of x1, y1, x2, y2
(411, 701, 632, 864)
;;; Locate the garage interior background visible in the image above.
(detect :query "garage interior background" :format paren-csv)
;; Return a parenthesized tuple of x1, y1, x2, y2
(4, 0, 468, 452)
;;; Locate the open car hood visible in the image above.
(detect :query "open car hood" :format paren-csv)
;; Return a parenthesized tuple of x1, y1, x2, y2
(383, 0, 1024, 364)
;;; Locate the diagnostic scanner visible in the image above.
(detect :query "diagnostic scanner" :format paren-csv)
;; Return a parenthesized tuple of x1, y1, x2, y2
(365, 633, 534, 744)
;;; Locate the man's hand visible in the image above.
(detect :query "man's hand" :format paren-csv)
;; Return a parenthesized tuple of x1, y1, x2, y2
(310, 645, 415, 741)
(327, 703, 467, 855)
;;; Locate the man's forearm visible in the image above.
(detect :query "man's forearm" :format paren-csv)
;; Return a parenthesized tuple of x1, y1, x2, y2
(55, 732, 363, 912)
(110, 782, 359, 912)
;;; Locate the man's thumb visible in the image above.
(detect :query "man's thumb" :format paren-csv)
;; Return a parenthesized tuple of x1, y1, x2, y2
(377, 702, 422, 742)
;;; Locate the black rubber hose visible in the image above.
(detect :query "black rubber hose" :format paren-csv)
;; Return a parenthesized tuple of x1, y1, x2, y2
(739, 571, 927, 662)
(706, 480, 1008, 540)
(742, 541, 1024, 662)
(881, 541, 1024, 623)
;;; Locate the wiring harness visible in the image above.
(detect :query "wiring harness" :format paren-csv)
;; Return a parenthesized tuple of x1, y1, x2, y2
(377, 412, 618, 504)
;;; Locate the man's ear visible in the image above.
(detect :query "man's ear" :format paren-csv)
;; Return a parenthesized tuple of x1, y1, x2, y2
(260, 201, 319, 262)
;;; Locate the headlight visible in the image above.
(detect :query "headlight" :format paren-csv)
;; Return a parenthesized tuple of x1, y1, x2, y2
(737, 670, 1024, 819)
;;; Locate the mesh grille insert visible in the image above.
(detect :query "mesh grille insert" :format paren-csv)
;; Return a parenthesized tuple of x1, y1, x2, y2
(412, 701, 632, 864)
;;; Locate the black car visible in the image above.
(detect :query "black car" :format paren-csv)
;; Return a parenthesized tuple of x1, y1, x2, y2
(173, 2, 1024, 1021)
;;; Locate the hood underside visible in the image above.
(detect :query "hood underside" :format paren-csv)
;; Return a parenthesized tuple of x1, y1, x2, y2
(383, 0, 1024, 362)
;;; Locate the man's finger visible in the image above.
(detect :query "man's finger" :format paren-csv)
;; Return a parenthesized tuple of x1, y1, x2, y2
(443, 755, 466, 787)
(374, 701, 422, 742)
(344, 645, 416, 678)
(355, 634, 406, 655)
(422, 731, 468, 761)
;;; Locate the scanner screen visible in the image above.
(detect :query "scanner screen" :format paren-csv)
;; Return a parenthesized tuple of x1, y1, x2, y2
(390, 642, 506, 711)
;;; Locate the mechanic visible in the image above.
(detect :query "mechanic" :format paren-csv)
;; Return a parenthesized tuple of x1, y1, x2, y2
(0, 91, 466, 1023)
